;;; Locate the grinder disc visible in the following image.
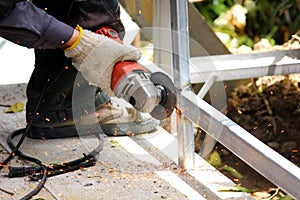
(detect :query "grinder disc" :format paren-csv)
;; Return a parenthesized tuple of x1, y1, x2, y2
(150, 72, 176, 120)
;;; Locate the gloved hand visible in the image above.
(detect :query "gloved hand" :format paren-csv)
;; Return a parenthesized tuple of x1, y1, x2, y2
(64, 26, 141, 95)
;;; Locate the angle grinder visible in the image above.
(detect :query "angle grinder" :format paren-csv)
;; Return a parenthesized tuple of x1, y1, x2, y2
(95, 27, 176, 120)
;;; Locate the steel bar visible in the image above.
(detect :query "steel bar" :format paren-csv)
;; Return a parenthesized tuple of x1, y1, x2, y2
(141, 55, 300, 198)
(152, 0, 172, 75)
(197, 74, 217, 99)
(140, 45, 300, 198)
(190, 49, 300, 83)
(179, 90, 300, 199)
(170, 0, 194, 169)
(196, 74, 218, 158)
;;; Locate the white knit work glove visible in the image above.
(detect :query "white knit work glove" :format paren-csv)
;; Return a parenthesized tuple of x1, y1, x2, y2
(64, 26, 141, 95)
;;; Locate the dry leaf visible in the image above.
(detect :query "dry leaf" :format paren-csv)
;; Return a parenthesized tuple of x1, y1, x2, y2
(6, 102, 24, 113)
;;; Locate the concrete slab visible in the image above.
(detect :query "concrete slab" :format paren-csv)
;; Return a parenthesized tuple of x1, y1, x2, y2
(0, 84, 206, 200)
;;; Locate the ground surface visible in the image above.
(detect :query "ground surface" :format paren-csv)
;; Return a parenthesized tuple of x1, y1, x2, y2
(0, 84, 252, 200)
(220, 75, 300, 199)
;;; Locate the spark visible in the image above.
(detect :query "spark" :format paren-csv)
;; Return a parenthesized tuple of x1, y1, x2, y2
(126, 132, 133, 136)
(61, 92, 66, 98)
(237, 109, 243, 115)
(45, 117, 51, 122)
(270, 90, 274, 95)
(292, 149, 298, 153)
(65, 65, 69, 70)
(280, 130, 286, 133)
(113, 130, 118, 136)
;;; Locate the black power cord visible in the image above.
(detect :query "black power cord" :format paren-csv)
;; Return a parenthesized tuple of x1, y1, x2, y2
(7, 128, 103, 179)
(5, 129, 48, 200)
(1, 115, 103, 200)
(4, 128, 102, 200)
(0, 62, 103, 199)
(0, 75, 50, 199)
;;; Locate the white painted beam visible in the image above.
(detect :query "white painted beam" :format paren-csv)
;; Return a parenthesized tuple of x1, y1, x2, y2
(190, 49, 300, 83)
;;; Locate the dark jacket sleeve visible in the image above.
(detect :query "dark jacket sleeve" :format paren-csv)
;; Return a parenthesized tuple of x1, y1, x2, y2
(0, 1, 74, 49)
(0, 0, 23, 6)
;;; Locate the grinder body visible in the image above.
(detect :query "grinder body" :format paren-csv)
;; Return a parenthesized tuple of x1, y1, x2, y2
(95, 27, 176, 120)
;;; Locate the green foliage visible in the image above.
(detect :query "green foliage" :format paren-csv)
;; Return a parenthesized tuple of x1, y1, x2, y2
(194, 0, 234, 25)
(246, 0, 300, 44)
(207, 150, 222, 167)
(218, 185, 254, 193)
(279, 194, 295, 200)
(222, 165, 244, 179)
(194, 0, 300, 46)
(207, 150, 244, 179)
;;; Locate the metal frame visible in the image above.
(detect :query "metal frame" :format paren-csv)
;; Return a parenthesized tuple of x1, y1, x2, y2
(149, 0, 300, 198)
(190, 49, 300, 83)
(142, 52, 300, 199)
(169, 0, 195, 170)
(179, 90, 300, 198)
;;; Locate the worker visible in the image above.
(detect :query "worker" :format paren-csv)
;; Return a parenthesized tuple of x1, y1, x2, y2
(0, 0, 160, 139)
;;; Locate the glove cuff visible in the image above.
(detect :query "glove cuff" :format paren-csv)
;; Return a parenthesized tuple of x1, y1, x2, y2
(64, 27, 103, 68)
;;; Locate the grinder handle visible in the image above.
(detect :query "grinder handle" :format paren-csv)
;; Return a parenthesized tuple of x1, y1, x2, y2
(95, 27, 148, 91)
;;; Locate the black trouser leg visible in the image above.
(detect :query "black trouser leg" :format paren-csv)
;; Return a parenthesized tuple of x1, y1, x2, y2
(25, 49, 110, 138)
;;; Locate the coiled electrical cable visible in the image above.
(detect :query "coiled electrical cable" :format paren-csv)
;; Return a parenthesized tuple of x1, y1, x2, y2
(0, 60, 103, 199)
(0, 75, 50, 199)
(3, 127, 103, 199)
(5, 128, 48, 200)
(7, 128, 103, 177)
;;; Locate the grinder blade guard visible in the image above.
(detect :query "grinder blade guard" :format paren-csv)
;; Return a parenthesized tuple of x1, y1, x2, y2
(150, 72, 176, 120)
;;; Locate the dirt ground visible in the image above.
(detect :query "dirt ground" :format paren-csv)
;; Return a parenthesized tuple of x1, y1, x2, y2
(194, 37, 300, 199)
(215, 75, 300, 199)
